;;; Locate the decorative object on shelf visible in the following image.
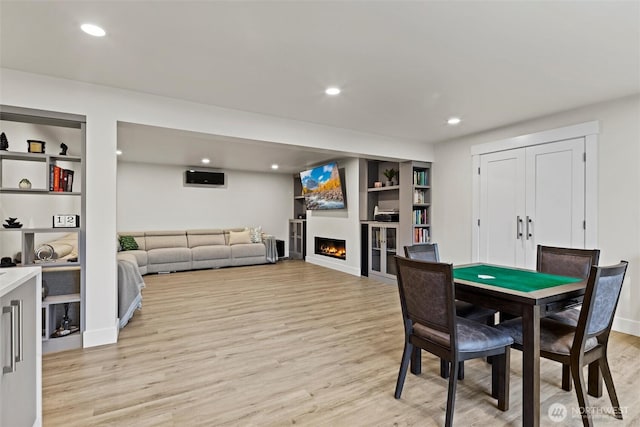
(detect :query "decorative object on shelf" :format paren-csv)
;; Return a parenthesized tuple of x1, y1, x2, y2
(35, 244, 55, 262)
(0, 256, 16, 268)
(59, 142, 68, 155)
(27, 139, 45, 153)
(51, 303, 79, 338)
(18, 178, 32, 189)
(52, 214, 80, 228)
(42, 280, 49, 300)
(374, 181, 382, 188)
(0, 132, 8, 150)
(3, 217, 23, 228)
(383, 168, 397, 186)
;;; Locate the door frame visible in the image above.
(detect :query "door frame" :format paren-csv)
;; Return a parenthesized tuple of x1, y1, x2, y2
(471, 121, 599, 262)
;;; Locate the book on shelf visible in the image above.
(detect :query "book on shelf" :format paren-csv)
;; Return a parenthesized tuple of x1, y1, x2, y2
(49, 165, 74, 192)
(414, 227, 430, 243)
(413, 208, 429, 225)
(413, 170, 429, 186)
(413, 189, 427, 204)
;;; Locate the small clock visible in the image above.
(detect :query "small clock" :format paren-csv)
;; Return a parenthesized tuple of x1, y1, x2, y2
(53, 214, 80, 228)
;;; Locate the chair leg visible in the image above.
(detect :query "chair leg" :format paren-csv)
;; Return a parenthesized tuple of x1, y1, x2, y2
(440, 358, 450, 379)
(395, 341, 413, 399)
(570, 362, 593, 427)
(562, 364, 572, 391)
(458, 361, 464, 380)
(440, 359, 463, 380)
(599, 356, 623, 420)
(588, 360, 603, 398)
(410, 347, 422, 375)
(491, 347, 510, 411)
(445, 358, 459, 427)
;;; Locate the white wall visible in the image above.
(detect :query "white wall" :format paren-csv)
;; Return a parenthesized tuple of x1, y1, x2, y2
(305, 158, 361, 276)
(117, 162, 292, 244)
(1, 68, 432, 347)
(433, 94, 640, 335)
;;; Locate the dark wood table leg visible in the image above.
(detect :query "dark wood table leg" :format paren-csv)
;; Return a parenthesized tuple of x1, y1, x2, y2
(522, 305, 540, 427)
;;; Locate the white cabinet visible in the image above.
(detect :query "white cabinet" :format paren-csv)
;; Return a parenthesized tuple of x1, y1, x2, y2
(1, 268, 41, 427)
(478, 138, 586, 268)
(368, 223, 398, 283)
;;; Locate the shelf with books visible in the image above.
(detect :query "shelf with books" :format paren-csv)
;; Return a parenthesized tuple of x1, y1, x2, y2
(411, 163, 432, 244)
(1, 104, 85, 354)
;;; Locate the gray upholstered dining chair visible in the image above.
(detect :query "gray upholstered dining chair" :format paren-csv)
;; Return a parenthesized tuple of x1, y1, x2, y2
(404, 243, 497, 379)
(394, 256, 513, 427)
(537, 245, 600, 391)
(497, 261, 628, 427)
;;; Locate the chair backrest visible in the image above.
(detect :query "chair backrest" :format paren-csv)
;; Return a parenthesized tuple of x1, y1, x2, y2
(537, 245, 600, 279)
(575, 262, 628, 348)
(395, 256, 457, 349)
(404, 243, 440, 262)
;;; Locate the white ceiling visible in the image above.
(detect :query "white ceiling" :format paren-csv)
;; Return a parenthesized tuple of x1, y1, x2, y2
(1, 1, 639, 172)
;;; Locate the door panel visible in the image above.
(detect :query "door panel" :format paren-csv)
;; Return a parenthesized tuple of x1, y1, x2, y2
(524, 139, 585, 267)
(479, 150, 525, 266)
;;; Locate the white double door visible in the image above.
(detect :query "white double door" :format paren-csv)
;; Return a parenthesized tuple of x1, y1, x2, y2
(478, 138, 586, 269)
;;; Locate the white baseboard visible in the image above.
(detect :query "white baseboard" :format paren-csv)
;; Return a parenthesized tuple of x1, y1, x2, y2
(305, 255, 361, 277)
(82, 321, 119, 348)
(612, 316, 640, 337)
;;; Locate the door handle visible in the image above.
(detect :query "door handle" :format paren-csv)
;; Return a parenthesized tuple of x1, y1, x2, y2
(2, 305, 16, 374)
(516, 216, 523, 239)
(11, 300, 23, 363)
(526, 216, 533, 239)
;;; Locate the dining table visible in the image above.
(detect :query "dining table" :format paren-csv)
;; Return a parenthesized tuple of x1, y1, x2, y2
(452, 263, 588, 427)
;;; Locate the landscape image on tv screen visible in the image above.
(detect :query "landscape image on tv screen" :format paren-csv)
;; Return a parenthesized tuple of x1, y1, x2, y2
(300, 162, 345, 210)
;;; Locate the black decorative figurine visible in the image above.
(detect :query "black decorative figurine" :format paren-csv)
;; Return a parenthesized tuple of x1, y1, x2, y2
(0, 132, 8, 150)
(60, 142, 68, 155)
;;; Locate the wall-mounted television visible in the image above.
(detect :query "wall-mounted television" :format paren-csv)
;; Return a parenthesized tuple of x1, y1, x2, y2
(300, 162, 346, 210)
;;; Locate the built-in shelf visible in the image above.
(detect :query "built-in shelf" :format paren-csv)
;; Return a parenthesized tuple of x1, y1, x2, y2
(43, 293, 81, 306)
(367, 185, 400, 192)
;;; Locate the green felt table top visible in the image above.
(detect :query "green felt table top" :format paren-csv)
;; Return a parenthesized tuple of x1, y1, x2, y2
(453, 264, 582, 293)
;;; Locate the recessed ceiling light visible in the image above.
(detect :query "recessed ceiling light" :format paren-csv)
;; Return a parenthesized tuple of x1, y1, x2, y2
(447, 117, 462, 125)
(325, 87, 341, 96)
(271, 164, 279, 170)
(201, 158, 210, 164)
(81, 23, 106, 37)
(116, 149, 122, 155)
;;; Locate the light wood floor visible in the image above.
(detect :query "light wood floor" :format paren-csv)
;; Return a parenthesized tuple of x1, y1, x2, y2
(43, 261, 640, 426)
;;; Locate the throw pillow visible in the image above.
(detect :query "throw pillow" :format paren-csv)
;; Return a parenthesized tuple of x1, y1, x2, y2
(250, 226, 263, 243)
(228, 230, 251, 245)
(119, 235, 139, 251)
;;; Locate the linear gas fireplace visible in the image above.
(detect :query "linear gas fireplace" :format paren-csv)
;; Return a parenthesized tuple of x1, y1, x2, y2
(315, 237, 346, 260)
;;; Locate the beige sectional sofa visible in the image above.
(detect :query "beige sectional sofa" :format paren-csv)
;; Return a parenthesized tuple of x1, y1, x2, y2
(117, 228, 275, 275)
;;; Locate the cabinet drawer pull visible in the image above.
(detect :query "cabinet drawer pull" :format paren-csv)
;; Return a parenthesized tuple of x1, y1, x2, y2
(2, 305, 17, 374)
(11, 300, 23, 362)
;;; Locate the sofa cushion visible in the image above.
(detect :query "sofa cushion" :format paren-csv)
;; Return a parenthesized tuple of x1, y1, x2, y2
(145, 231, 188, 250)
(231, 243, 266, 258)
(192, 245, 231, 261)
(119, 235, 139, 251)
(147, 247, 191, 264)
(122, 250, 148, 267)
(118, 232, 146, 250)
(187, 229, 225, 248)
(229, 230, 251, 245)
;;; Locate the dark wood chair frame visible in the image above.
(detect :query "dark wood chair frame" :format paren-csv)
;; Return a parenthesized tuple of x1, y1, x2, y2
(394, 256, 511, 427)
(536, 245, 601, 393)
(404, 244, 497, 380)
(540, 262, 627, 427)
